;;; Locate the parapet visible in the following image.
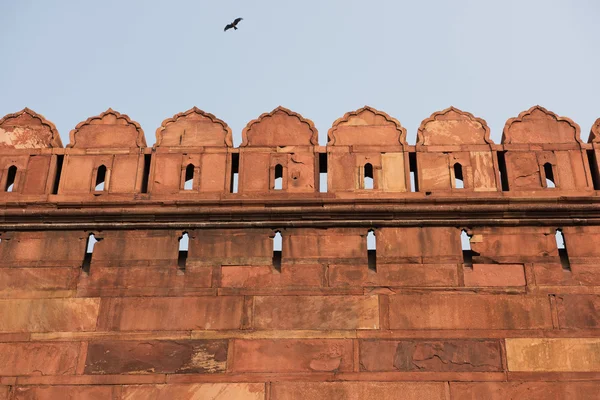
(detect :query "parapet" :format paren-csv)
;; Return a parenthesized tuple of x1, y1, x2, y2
(0, 105, 599, 199)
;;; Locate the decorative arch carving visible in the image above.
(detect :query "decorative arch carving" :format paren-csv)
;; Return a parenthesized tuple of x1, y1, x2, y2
(68, 109, 146, 149)
(589, 118, 600, 143)
(240, 106, 318, 147)
(0, 108, 63, 148)
(417, 107, 493, 146)
(328, 106, 406, 146)
(502, 106, 582, 144)
(155, 107, 233, 148)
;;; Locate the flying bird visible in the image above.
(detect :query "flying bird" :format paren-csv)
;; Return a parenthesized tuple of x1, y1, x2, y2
(224, 18, 243, 32)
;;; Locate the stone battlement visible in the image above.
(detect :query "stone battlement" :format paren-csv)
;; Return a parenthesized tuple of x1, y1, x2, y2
(1, 105, 599, 203)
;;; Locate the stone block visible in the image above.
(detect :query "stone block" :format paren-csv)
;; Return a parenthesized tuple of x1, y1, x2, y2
(189, 229, 272, 264)
(557, 295, 600, 328)
(506, 338, 600, 371)
(91, 230, 178, 263)
(152, 154, 182, 193)
(463, 264, 526, 287)
(96, 296, 243, 331)
(20, 155, 51, 194)
(328, 264, 458, 287)
(221, 265, 324, 288)
(13, 386, 114, 400)
(377, 227, 461, 260)
(0, 298, 100, 332)
(0, 267, 77, 292)
(0, 231, 86, 266)
(270, 382, 446, 400)
(232, 339, 353, 372)
(418, 152, 451, 190)
(283, 228, 365, 261)
(328, 152, 356, 191)
(253, 295, 379, 330)
(450, 382, 600, 400)
(388, 294, 552, 330)
(0, 342, 80, 375)
(85, 340, 227, 374)
(359, 339, 503, 372)
(121, 383, 265, 400)
(109, 154, 139, 193)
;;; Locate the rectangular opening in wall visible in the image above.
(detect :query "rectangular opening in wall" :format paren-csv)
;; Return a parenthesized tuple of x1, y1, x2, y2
(367, 229, 376, 271)
(587, 150, 600, 190)
(51, 155, 64, 195)
(461, 230, 479, 268)
(319, 153, 328, 193)
(178, 232, 189, 271)
(497, 151, 509, 191)
(273, 231, 282, 272)
(141, 154, 151, 193)
(409, 152, 418, 192)
(230, 153, 239, 193)
(82, 233, 100, 275)
(556, 229, 571, 271)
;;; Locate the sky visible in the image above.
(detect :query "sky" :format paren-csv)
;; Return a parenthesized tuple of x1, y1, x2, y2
(1, 0, 598, 147)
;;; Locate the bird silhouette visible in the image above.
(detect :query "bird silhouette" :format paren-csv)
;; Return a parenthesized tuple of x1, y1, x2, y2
(224, 18, 243, 32)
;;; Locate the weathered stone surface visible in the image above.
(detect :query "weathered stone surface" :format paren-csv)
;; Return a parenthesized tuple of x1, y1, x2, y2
(557, 295, 600, 328)
(0, 342, 79, 375)
(502, 106, 581, 144)
(0, 108, 62, 148)
(232, 339, 353, 372)
(68, 109, 146, 149)
(221, 265, 324, 288)
(0, 267, 77, 292)
(359, 340, 503, 372)
(155, 107, 233, 148)
(96, 297, 243, 331)
(417, 107, 491, 146)
(241, 107, 318, 147)
(533, 262, 600, 286)
(470, 227, 556, 260)
(188, 229, 272, 264)
(84, 340, 227, 374)
(328, 264, 458, 287)
(388, 294, 552, 330)
(0, 298, 100, 332)
(0, 231, 86, 265)
(506, 338, 600, 372)
(271, 382, 446, 400)
(450, 382, 600, 400)
(13, 386, 114, 400)
(283, 228, 365, 261)
(463, 264, 526, 287)
(328, 106, 406, 146)
(254, 295, 379, 330)
(121, 383, 265, 400)
(0, 386, 7, 400)
(377, 227, 461, 261)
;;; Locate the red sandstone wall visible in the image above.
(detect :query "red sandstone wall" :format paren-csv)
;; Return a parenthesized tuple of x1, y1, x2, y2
(0, 105, 599, 399)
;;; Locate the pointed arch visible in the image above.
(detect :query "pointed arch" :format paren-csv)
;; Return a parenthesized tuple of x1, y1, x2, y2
(68, 109, 146, 148)
(328, 106, 407, 146)
(155, 107, 233, 148)
(502, 106, 582, 144)
(417, 106, 492, 146)
(0, 108, 63, 148)
(241, 106, 319, 147)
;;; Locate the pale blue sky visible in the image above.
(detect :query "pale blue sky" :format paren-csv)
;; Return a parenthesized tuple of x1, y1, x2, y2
(1, 0, 598, 146)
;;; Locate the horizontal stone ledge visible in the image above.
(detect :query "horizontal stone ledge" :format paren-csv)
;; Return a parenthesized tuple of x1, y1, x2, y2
(0, 217, 599, 230)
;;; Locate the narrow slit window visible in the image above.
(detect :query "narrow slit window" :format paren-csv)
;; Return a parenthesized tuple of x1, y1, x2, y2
(95, 165, 107, 191)
(274, 164, 283, 190)
(184, 164, 194, 190)
(141, 154, 151, 193)
(364, 163, 374, 189)
(82, 233, 100, 274)
(544, 163, 556, 188)
(230, 153, 239, 193)
(556, 229, 571, 271)
(273, 231, 282, 271)
(319, 153, 328, 193)
(409, 153, 419, 192)
(587, 150, 600, 190)
(52, 156, 64, 195)
(454, 163, 464, 189)
(367, 229, 376, 271)
(497, 151, 509, 191)
(461, 229, 478, 267)
(5, 165, 17, 192)
(178, 232, 189, 271)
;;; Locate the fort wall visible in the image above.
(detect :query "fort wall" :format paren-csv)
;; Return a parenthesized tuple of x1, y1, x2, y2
(0, 105, 599, 399)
